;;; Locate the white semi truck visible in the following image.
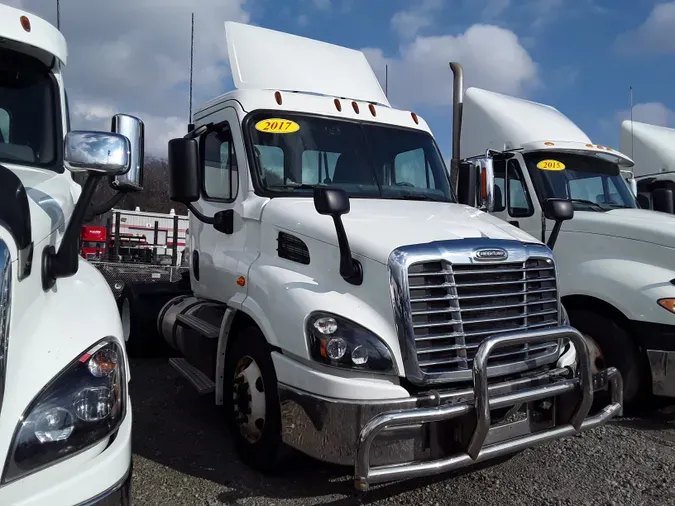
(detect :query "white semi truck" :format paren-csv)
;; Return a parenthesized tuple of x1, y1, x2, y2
(619, 119, 675, 213)
(121, 22, 622, 492)
(449, 65, 675, 406)
(0, 5, 143, 505)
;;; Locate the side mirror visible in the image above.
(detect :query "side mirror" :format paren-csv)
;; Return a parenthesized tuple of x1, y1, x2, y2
(111, 114, 144, 192)
(313, 187, 362, 285)
(313, 187, 350, 216)
(628, 178, 638, 198)
(168, 137, 200, 204)
(64, 131, 130, 175)
(474, 157, 494, 212)
(543, 198, 574, 250)
(652, 188, 675, 214)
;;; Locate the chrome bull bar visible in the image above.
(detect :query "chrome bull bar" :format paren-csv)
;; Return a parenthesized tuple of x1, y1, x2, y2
(354, 326, 623, 491)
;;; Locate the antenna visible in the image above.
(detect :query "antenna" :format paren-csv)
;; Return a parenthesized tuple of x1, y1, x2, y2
(188, 13, 195, 130)
(385, 64, 388, 98)
(56, 0, 60, 30)
(630, 86, 634, 158)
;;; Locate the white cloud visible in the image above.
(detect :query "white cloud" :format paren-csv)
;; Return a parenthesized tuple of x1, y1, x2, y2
(363, 24, 538, 108)
(15, 0, 252, 157)
(297, 14, 310, 26)
(615, 103, 675, 128)
(390, 0, 443, 38)
(615, 1, 675, 55)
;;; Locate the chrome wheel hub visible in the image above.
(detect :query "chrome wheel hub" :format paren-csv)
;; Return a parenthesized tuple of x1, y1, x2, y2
(232, 356, 266, 443)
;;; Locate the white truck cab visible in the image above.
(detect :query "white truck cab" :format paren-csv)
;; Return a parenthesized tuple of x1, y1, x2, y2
(122, 22, 622, 492)
(619, 119, 675, 213)
(0, 4, 144, 505)
(451, 67, 675, 405)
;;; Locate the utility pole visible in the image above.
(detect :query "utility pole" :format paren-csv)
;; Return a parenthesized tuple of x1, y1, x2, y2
(56, 0, 60, 30)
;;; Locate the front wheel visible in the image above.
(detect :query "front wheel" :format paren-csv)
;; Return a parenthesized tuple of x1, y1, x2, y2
(567, 309, 646, 405)
(223, 325, 284, 473)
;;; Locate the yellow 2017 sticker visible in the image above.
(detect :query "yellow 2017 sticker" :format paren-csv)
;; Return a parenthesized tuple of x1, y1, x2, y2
(254, 118, 300, 134)
(536, 159, 566, 171)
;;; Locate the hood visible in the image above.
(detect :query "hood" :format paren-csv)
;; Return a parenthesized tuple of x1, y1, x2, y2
(2, 164, 78, 254)
(261, 198, 541, 264)
(564, 208, 675, 249)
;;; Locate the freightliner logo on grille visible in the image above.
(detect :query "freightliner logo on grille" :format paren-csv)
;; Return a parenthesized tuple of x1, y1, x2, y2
(474, 248, 508, 261)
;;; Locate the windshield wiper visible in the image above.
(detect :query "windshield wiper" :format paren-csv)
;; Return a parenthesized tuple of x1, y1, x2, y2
(267, 184, 319, 190)
(569, 199, 608, 211)
(394, 193, 447, 202)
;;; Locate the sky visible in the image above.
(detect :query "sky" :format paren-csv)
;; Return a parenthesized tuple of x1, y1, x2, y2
(6, 0, 675, 159)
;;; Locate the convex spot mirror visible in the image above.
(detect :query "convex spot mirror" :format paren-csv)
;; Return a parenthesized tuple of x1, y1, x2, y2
(314, 187, 350, 216)
(543, 198, 574, 222)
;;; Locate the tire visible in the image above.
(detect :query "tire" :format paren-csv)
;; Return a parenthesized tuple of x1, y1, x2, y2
(567, 309, 645, 405)
(120, 283, 187, 358)
(223, 325, 284, 473)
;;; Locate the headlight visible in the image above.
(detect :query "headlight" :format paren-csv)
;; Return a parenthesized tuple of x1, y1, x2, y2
(306, 312, 397, 374)
(2, 338, 127, 483)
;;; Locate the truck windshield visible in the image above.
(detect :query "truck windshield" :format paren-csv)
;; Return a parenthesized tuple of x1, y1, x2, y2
(0, 49, 59, 168)
(523, 151, 637, 211)
(246, 111, 454, 202)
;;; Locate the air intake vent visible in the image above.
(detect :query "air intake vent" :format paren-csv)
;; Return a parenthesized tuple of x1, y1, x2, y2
(277, 232, 310, 265)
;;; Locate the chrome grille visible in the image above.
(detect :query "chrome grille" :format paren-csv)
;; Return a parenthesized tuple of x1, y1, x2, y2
(409, 257, 559, 376)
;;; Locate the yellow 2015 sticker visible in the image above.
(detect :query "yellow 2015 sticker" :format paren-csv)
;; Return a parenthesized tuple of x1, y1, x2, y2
(254, 118, 300, 134)
(536, 159, 566, 171)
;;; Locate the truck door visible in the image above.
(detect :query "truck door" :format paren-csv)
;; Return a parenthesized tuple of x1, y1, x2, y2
(492, 158, 541, 239)
(190, 106, 249, 304)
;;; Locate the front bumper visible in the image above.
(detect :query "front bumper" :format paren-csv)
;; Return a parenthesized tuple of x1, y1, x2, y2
(77, 465, 131, 506)
(279, 326, 623, 491)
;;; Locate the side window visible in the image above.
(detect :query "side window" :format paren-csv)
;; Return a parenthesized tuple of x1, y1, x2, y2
(255, 145, 285, 186)
(507, 160, 533, 217)
(493, 160, 506, 212)
(0, 108, 9, 143)
(203, 125, 238, 201)
(302, 150, 340, 183)
(394, 148, 436, 189)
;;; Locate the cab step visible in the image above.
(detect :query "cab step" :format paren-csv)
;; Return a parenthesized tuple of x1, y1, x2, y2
(169, 358, 215, 394)
(175, 313, 220, 339)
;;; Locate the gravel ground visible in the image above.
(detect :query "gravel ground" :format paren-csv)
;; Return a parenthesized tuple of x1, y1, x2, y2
(129, 358, 675, 506)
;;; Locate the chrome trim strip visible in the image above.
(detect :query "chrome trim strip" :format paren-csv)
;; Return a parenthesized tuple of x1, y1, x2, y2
(0, 240, 11, 417)
(388, 238, 561, 385)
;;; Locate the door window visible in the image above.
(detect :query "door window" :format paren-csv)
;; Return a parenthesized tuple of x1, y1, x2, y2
(203, 124, 239, 201)
(507, 160, 534, 217)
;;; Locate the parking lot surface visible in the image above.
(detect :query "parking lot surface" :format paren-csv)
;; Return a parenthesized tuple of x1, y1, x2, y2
(130, 358, 675, 506)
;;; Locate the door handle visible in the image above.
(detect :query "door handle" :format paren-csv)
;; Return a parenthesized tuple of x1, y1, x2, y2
(508, 220, 520, 228)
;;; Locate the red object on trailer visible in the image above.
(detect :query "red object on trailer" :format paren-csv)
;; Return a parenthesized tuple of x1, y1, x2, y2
(80, 225, 107, 260)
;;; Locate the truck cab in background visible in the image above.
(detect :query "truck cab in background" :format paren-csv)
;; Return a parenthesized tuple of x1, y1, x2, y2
(0, 4, 143, 505)
(122, 22, 622, 492)
(452, 65, 675, 405)
(619, 119, 675, 213)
